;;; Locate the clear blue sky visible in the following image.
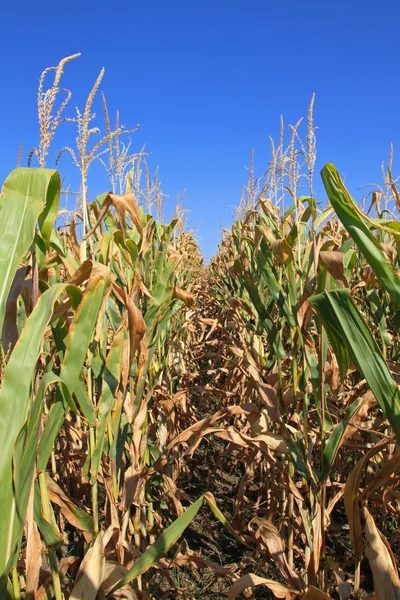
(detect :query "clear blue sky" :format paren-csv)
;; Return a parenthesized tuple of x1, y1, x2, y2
(1, 0, 399, 259)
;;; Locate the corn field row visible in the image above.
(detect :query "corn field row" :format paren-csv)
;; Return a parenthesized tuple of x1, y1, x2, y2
(1, 55, 400, 599)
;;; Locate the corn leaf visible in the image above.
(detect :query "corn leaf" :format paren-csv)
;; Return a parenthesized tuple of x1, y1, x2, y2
(37, 267, 112, 472)
(0, 168, 60, 334)
(0, 284, 66, 586)
(107, 496, 204, 595)
(309, 289, 400, 442)
(321, 163, 400, 307)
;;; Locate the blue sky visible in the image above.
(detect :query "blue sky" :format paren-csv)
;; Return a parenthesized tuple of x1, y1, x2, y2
(1, 0, 399, 258)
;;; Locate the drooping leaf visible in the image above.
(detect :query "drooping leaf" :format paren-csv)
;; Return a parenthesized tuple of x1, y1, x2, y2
(321, 163, 400, 307)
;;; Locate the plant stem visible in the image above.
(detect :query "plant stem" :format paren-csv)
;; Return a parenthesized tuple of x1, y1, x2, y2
(354, 555, 361, 595)
(287, 463, 294, 569)
(87, 360, 99, 538)
(319, 331, 326, 590)
(32, 240, 39, 309)
(11, 568, 20, 600)
(38, 472, 63, 600)
(80, 172, 87, 262)
(90, 426, 99, 537)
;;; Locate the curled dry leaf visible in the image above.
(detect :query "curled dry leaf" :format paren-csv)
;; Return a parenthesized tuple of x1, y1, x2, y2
(25, 481, 42, 599)
(300, 586, 330, 600)
(323, 559, 352, 600)
(319, 250, 348, 287)
(251, 518, 305, 592)
(344, 439, 390, 556)
(101, 562, 138, 599)
(166, 404, 259, 451)
(256, 381, 282, 422)
(112, 283, 146, 366)
(364, 507, 400, 600)
(70, 526, 115, 600)
(324, 350, 340, 391)
(228, 573, 298, 599)
(159, 549, 235, 577)
(359, 448, 400, 502)
(84, 192, 143, 241)
(46, 473, 94, 540)
(174, 287, 195, 306)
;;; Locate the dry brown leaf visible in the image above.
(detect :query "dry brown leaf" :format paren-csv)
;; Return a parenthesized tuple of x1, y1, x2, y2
(228, 573, 297, 599)
(66, 258, 95, 286)
(251, 518, 305, 592)
(344, 438, 390, 556)
(250, 408, 270, 435)
(364, 507, 400, 600)
(383, 489, 400, 516)
(388, 166, 400, 213)
(319, 250, 348, 287)
(381, 241, 394, 262)
(25, 480, 42, 599)
(323, 558, 352, 600)
(160, 549, 235, 577)
(296, 299, 313, 331)
(256, 381, 282, 422)
(166, 404, 258, 451)
(174, 287, 195, 306)
(177, 423, 288, 458)
(259, 197, 280, 221)
(70, 526, 115, 600)
(46, 474, 93, 539)
(238, 429, 289, 454)
(112, 283, 146, 367)
(359, 448, 400, 502)
(162, 474, 184, 516)
(84, 192, 142, 241)
(301, 586, 330, 599)
(324, 350, 340, 391)
(328, 392, 377, 469)
(101, 562, 138, 599)
(308, 504, 322, 584)
(69, 212, 81, 257)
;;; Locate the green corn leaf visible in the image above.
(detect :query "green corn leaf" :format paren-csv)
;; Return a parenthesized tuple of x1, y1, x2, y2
(36, 397, 66, 475)
(107, 496, 204, 596)
(12, 371, 78, 556)
(0, 168, 60, 334)
(90, 330, 123, 483)
(203, 493, 246, 545)
(366, 289, 391, 347)
(309, 288, 400, 442)
(33, 480, 63, 549)
(233, 261, 286, 360)
(0, 284, 66, 586)
(315, 206, 334, 229)
(37, 267, 112, 472)
(107, 492, 245, 597)
(255, 234, 296, 328)
(73, 378, 97, 426)
(305, 346, 333, 431)
(320, 396, 366, 482)
(321, 163, 400, 307)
